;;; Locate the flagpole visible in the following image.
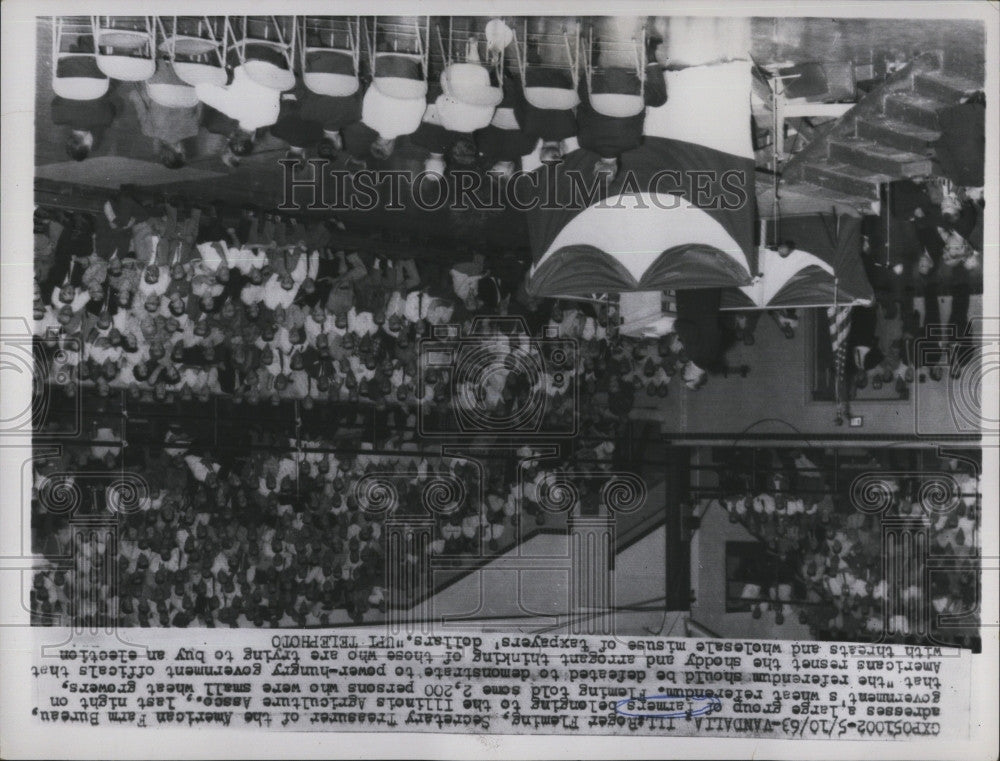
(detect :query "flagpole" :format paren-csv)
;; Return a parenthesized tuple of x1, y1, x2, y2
(831, 276, 849, 427)
(833, 276, 841, 425)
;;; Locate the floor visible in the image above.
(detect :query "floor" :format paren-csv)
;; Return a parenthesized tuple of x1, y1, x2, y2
(634, 299, 985, 442)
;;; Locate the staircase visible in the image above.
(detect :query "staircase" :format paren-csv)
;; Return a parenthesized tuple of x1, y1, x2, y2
(781, 51, 984, 211)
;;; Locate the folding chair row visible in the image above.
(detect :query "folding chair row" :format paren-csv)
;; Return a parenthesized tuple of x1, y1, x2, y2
(52, 16, 156, 98)
(515, 18, 657, 118)
(55, 14, 657, 111)
(158, 16, 426, 100)
(53, 15, 302, 98)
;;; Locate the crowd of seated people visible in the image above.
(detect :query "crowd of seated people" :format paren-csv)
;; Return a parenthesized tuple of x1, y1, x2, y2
(696, 448, 981, 649)
(31, 181, 674, 628)
(32, 185, 723, 420)
(29, 202, 985, 631)
(30, 395, 623, 628)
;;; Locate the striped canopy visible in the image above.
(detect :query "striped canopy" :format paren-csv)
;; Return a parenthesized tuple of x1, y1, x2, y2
(525, 61, 758, 298)
(721, 213, 873, 310)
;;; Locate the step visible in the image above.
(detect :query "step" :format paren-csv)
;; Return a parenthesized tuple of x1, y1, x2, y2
(827, 137, 933, 178)
(799, 160, 891, 201)
(778, 180, 875, 214)
(856, 117, 939, 156)
(941, 48, 986, 85)
(913, 71, 982, 103)
(883, 92, 942, 131)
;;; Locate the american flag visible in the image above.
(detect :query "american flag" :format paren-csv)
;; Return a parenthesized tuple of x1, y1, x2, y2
(827, 304, 852, 411)
(827, 304, 852, 357)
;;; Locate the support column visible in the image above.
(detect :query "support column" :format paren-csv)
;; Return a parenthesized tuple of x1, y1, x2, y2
(385, 517, 435, 635)
(880, 516, 931, 643)
(569, 516, 615, 635)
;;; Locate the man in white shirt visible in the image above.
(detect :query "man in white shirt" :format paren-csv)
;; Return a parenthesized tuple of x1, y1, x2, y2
(262, 260, 307, 311)
(50, 284, 91, 313)
(195, 65, 283, 158)
(361, 69, 427, 158)
(227, 244, 267, 276)
(240, 271, 267, 306)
